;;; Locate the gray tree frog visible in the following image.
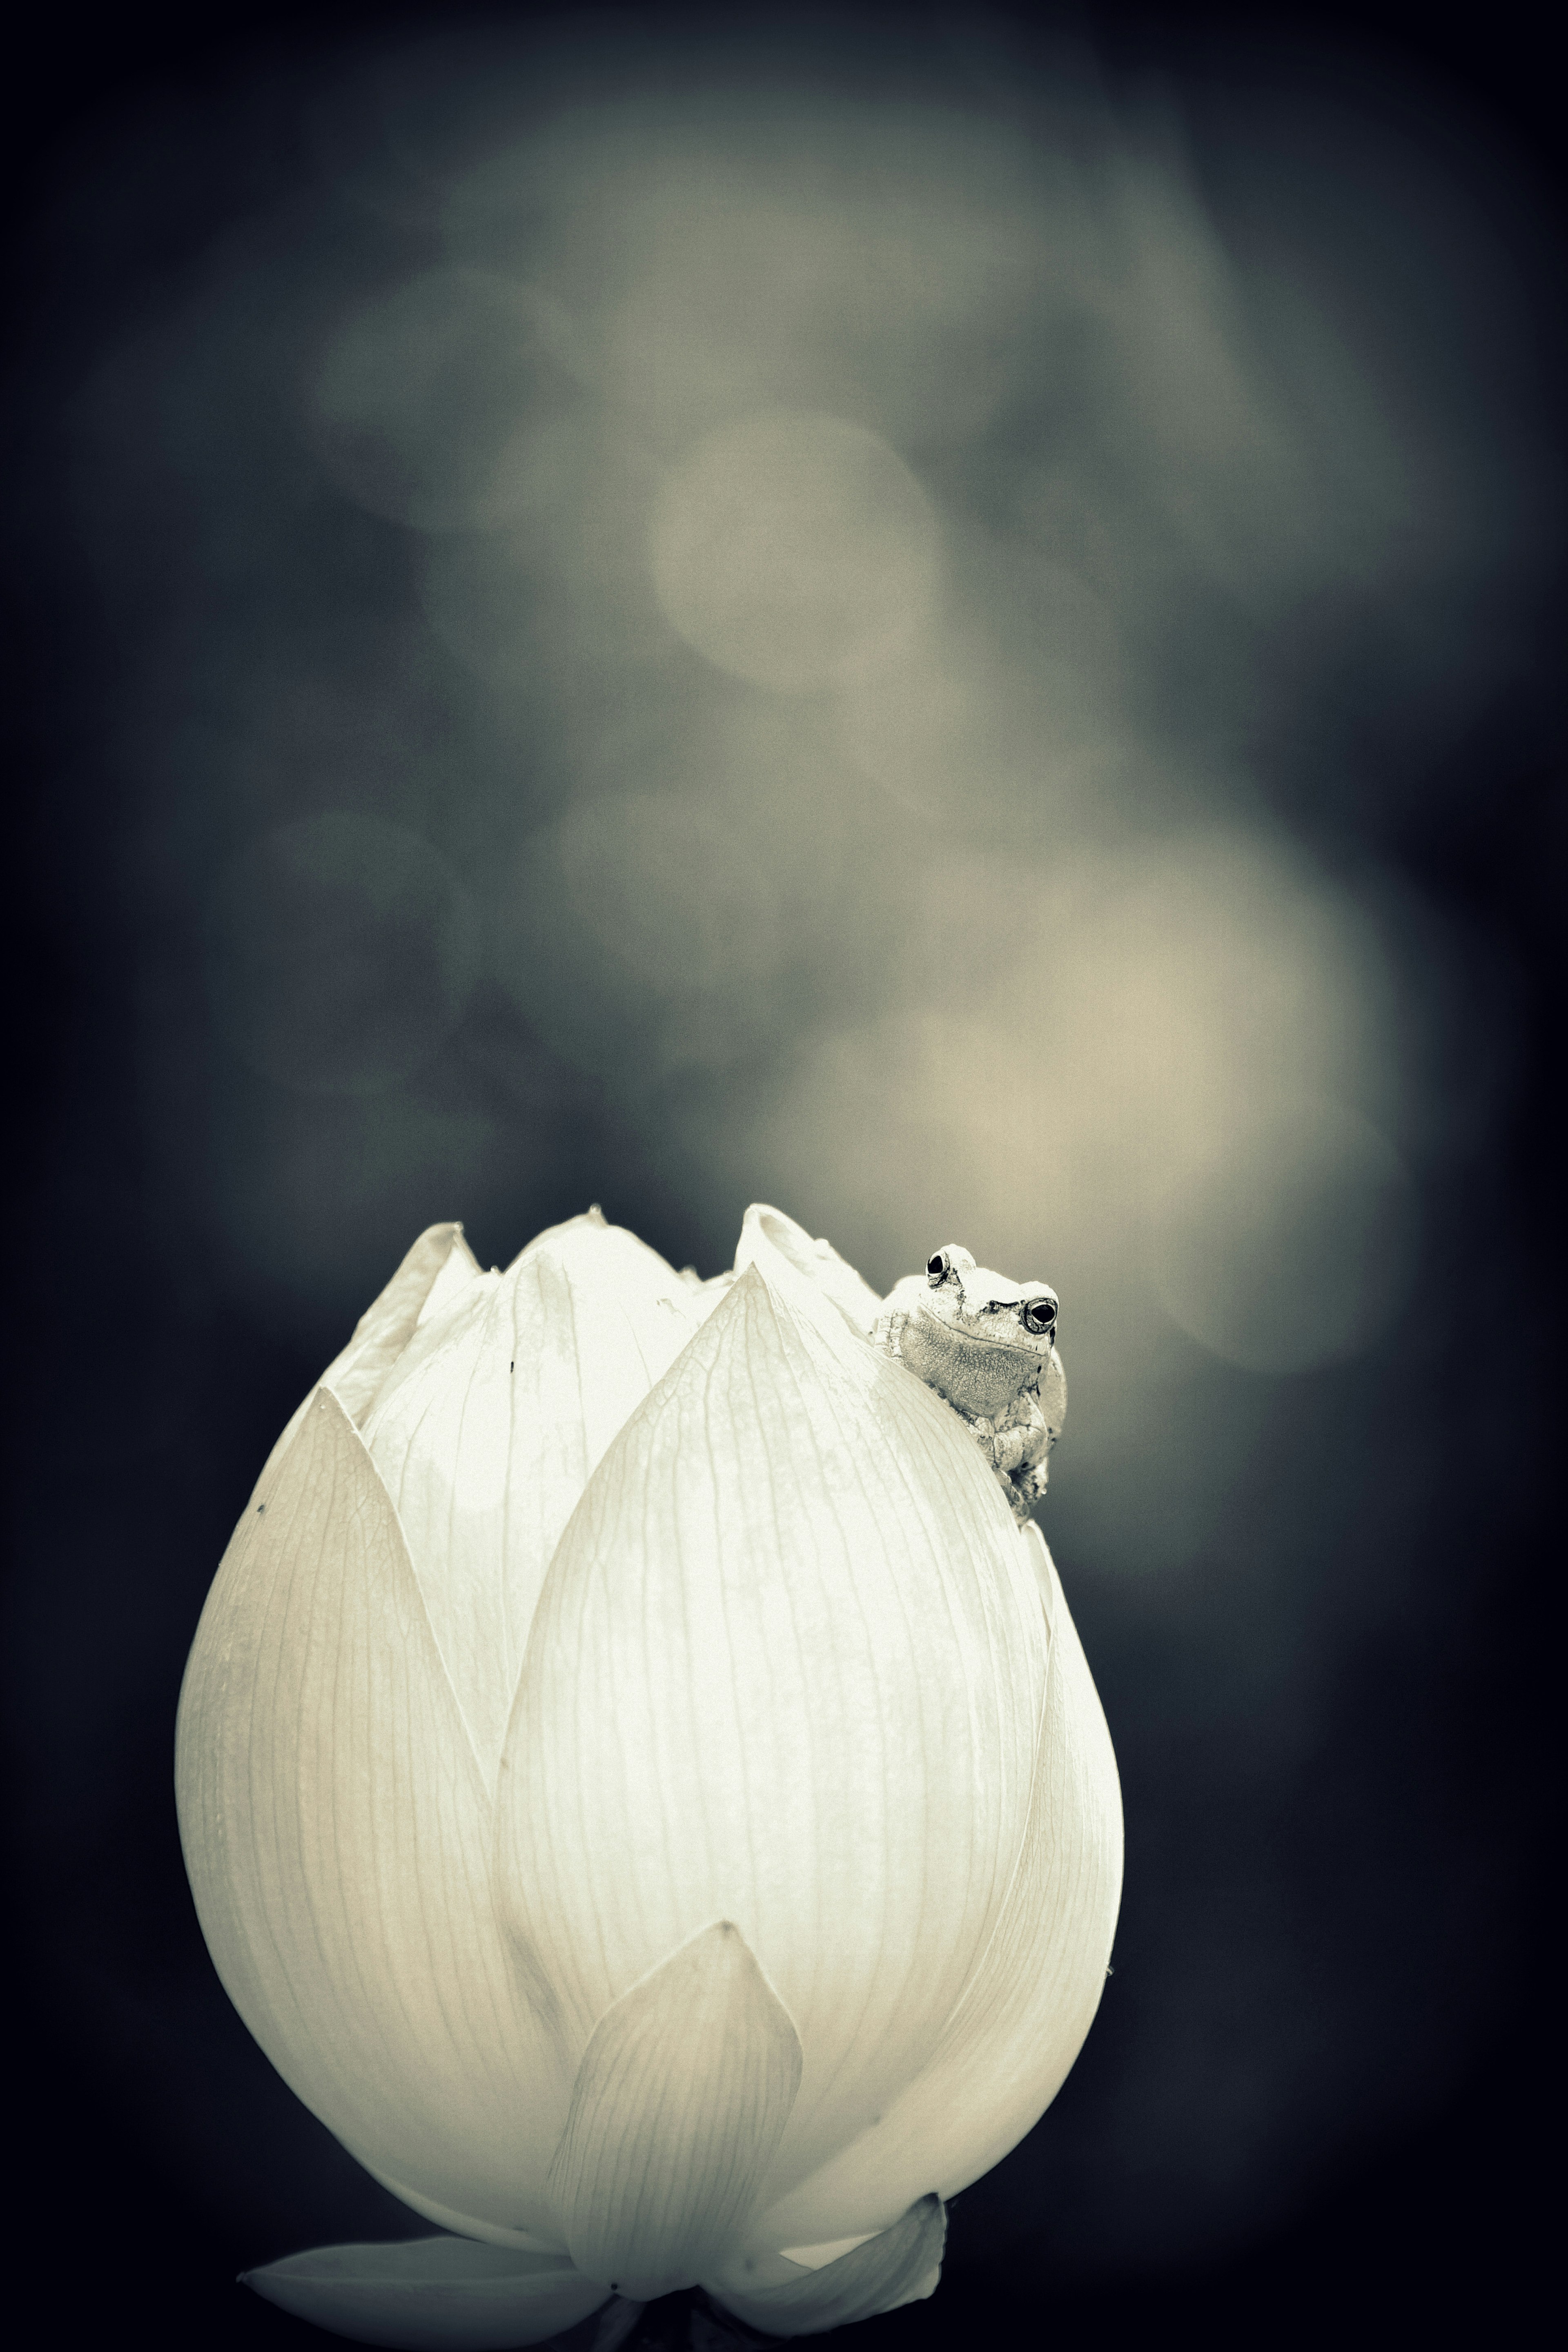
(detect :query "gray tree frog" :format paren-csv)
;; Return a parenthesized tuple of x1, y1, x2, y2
(872, 1245, 1066, 1521)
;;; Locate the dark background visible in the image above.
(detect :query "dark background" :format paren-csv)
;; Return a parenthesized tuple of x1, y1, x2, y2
(5, 4, 1559, 2348)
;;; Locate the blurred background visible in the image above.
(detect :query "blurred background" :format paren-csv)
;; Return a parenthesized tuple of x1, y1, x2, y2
(5, 3, 1559, 2345)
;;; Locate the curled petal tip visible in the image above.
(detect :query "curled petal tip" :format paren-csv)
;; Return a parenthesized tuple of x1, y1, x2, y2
(705, 2194, 946, 2337)
(734, 1204, 884, 1334)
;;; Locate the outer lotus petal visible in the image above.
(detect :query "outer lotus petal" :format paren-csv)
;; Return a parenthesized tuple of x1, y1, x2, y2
(749, 1523, 1123, 2248)
(497, 1258, 1047, 2218)
(175, 1389, 569, 2239)
(361, 1209, 706, 1784)
(243, 2237, 611, 2351)
(255, 1223, 483, 1491)
(733, 1203, 884, 1333)
(704, 2195, 945, 2337)
(546, 1921, 803, 2297)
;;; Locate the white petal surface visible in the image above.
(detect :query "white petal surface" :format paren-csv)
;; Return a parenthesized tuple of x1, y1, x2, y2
(361, 1209, 706, 1784)
(546, 1921, 804, 2297)
(497, 1258, 1047, 2214)
(733, 1203, 884, 1332)
(705, 2195, 945, 2337)
(751, 1523, 1123, 2248)
(254, 1223, 483, 1491)
(175, 1389, 569, 2238)
(244, 2237, 610, 2351)
(679, 1265, 737, 1323)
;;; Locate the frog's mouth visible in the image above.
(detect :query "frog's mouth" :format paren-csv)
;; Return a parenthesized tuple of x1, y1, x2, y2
(950, 1325, 1042, 1360)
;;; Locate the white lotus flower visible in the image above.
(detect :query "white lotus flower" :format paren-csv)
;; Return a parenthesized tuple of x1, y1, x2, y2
(176, 1204, 1122, 2348)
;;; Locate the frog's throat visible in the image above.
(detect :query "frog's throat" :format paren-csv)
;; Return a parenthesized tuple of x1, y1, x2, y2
(919, 1312, 1041, 1362)
(902, 1316, 1045, 1423)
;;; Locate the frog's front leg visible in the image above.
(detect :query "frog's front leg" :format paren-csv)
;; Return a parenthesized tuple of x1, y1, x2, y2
(989, 1391, 1048, 1471)
(986, 1415, 1031, 1477)
(871, 1306, 911, 1359)
(994, 1393, 1054, 1512)
(961, 1410, 1034, 1518)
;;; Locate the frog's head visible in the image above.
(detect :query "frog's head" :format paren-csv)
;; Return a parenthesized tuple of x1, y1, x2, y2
(903, 1243, 1062, 1420)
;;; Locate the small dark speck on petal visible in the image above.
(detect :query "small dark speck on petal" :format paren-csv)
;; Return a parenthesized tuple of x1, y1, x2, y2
(510, 1361, 514, 1373)
(256, 1503, 266, 1514)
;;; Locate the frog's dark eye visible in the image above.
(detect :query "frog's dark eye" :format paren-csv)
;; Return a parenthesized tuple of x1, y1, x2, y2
(1020, 1294, 1058, 1337)
(927, 1250, 953, 1285)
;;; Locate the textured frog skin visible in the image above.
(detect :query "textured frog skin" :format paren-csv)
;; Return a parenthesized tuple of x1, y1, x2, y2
(872, 1245, 1066, 1521)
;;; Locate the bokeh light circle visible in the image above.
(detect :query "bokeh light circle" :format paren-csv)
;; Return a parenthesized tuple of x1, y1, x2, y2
(1147, 1096, 1420, 1374)
(307, 267, 582, 532)
(650, 408, 940, 692)
(555, 790, 787, 993)
(205, 813, 479, 1095)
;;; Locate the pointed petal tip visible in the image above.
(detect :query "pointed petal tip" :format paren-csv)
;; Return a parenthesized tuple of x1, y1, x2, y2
(547, 1920, 803, 2300)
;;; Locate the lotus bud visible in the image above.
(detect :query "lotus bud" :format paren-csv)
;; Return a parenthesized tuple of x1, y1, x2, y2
(176, 1205, 1121, 2346)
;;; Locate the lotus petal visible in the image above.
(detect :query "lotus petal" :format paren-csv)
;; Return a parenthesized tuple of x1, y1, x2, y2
(254, 1223, 484, 1492)
(705, 2194, 946, 2337)
(243, 2236, 610, 2351)
(175, 1388, 569, 2239)
(546, 1921, 804, 2298)
(497, 1255, 1047, 2220)
(749, 1522, 1123, 2247)
(361, 1209, 707, 1783)
(733, 1203, 884, 1333)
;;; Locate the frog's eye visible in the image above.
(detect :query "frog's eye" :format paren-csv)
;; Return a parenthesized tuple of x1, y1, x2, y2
(927, 1250, 954, 1285)
(1020, 1293, 1058, 1337)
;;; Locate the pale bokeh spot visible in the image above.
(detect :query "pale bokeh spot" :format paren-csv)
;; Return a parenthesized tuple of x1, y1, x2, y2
(307, 266, 584, 533)
(1145, 1096, 1419, 1374)
(555, 791, 788, 995)
(678, 829, 1411, 1394)
(650, 410, 940, 692)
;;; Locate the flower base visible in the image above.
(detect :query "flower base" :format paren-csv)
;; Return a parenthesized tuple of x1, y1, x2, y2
(547, 2287, 780, 2352)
